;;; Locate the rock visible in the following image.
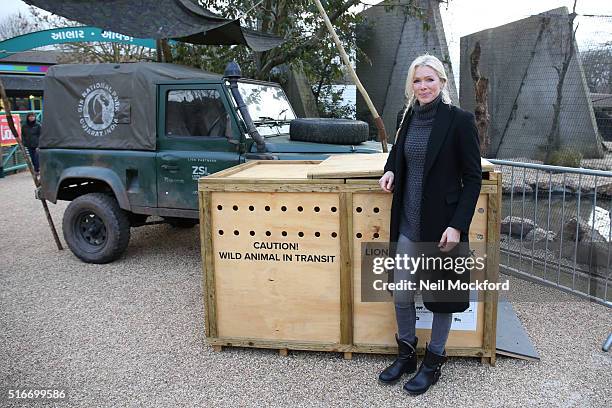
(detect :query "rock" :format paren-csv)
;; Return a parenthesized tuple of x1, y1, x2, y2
(557, 216, 607, 243)
(553, 216, 611, 269)
(551, 240, 611, 269)
(525, 227, 556, 243)
(575, 241, 610, 268)
(566, 183, 595, 195)
(528, 181, 573, 195)
(595, 182, 612, 199)
(500, 216, 536, 238)
(502, 184, 533, 195)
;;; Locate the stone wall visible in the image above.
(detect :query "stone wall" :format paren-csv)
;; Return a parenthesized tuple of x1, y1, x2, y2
(460, 7, 603, 159)
(356, 0, 456, 142)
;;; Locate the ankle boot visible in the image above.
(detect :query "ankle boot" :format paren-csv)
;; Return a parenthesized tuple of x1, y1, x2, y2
(378, 335, 418, 384)
(403, 345, 447, 395)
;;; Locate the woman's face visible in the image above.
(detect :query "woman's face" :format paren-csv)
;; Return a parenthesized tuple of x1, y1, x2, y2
(412, 65, 443, 105)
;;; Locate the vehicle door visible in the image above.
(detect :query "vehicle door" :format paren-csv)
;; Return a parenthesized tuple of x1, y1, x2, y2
(156, 84, 242, 210)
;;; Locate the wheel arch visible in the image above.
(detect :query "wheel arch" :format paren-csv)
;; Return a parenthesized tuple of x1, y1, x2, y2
(53, 167, 131, 211)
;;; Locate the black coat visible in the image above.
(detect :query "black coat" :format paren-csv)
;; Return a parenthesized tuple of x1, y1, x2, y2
(384, 102, 482, 313)
(22, 122, 41, 148)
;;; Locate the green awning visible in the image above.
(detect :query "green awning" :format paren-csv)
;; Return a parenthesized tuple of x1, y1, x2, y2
(24, 0, 284, 52)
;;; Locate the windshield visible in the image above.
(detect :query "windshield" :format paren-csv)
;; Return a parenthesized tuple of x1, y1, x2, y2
(236, 81, 296, 136)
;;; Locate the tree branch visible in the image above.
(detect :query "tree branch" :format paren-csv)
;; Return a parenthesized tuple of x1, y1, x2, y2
(259, 0, 361, 76)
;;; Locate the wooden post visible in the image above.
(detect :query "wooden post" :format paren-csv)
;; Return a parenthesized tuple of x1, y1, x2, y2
(482, 172, 501, 366)
(200, 191, 218, 338)
(312, 0, 388, 153)
(0, 79, 63, 251)
(339, 192, 353, 346)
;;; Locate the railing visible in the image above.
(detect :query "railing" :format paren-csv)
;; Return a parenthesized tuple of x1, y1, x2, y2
(1, 144, 28, 176)
(489, 159, 612, 307)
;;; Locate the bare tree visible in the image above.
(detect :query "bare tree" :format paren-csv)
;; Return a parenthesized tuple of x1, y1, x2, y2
(0, 12, 44, 41)
(582, 46, 612, 94)
(24, 6, 156, 63)
(469, 41, 490, 156)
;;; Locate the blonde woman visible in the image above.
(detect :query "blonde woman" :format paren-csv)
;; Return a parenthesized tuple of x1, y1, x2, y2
(378, 55, 481, 395)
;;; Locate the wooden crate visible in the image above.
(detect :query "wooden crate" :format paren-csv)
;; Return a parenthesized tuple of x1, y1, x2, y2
(198, 157, 501, 364)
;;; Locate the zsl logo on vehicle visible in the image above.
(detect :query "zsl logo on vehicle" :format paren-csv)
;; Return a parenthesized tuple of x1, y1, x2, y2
(192, 166, 209, 180)
(78, 82, 120, 137)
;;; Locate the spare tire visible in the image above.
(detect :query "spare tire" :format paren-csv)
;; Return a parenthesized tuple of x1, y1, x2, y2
(290, 118, 369, 145)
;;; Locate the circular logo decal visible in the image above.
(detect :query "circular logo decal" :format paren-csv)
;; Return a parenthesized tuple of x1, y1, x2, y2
(78, 82, 120, 137)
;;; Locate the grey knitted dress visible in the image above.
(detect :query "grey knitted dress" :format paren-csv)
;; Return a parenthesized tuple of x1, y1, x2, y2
(399, 94, 442, 241)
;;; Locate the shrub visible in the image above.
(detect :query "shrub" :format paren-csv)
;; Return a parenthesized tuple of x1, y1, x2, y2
(546, 148, 583, 168)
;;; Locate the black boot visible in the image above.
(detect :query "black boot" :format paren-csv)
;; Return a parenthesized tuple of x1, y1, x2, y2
(403, 345, 447, 395)
(378, 335, 418, 384)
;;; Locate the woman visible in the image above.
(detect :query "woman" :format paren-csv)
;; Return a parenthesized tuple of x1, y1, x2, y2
(22, 112, 41, 174)
(377, 55, 482, 395)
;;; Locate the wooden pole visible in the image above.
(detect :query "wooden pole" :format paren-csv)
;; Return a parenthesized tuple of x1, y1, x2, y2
(0, 79, 63, 251)
(312, 0, 388, 153)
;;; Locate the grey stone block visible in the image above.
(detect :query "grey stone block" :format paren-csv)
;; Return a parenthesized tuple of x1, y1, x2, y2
(460, 7, 603, 159)
(356, 0, 457, 142)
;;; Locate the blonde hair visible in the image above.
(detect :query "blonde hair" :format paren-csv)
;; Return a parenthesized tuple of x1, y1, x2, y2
(404, 54, 452, 109)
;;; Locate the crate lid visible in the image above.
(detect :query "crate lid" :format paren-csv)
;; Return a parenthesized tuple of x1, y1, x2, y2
(307, 153, 494, 179)
(198, 160, 345, 186)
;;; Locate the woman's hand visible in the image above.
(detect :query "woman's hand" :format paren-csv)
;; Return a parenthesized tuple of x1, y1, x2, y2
(379, 171, 395, 193)
(439, 227, 460, 252)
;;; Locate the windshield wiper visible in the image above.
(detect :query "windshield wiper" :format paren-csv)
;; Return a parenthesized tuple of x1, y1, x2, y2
(254, 116, 293, 124)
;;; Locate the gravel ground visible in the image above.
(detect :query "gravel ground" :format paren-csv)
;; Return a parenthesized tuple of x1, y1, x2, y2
(1, 171, 611, 408)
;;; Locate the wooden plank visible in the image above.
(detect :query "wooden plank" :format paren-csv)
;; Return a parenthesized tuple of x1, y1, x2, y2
(212, 192, 341, 342)
(482, 172, 502, 365)
(199, 191, 217, 338)
(491, 174, 502, 366)
(198, 183, 348, 193)
(345, 179, 379, 185)
(200, 178, 343, 185)
(496, 349, 539, 362)
(343, 352, 353, 360)
(339, 192, 353, 345)
(227, 163, 319, 180)
(198, 160, 343, 186)
(206, 337, 352, 352)
(206, 160, 322, 180)
(350, 344, 491, 357)
(468, 194, 488, 244)
(308, 153, 389, 179)
(346, 179, 496, 187)
(212, 345, 223, 352)
(482, 158, 494, 172)
(206, 337, 491, 357)
(307, 154, 495, 179)
(204, 160, 258, 179)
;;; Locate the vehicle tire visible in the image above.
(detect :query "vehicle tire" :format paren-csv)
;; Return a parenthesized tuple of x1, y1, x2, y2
(164, 217, 198, 228)
(289, 118, 369, 145)
(62, 193, 131, 264)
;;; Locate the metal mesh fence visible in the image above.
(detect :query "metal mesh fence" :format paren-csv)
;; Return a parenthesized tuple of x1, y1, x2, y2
(459, 11, 612, 168)
(579, 14, 612, 147)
